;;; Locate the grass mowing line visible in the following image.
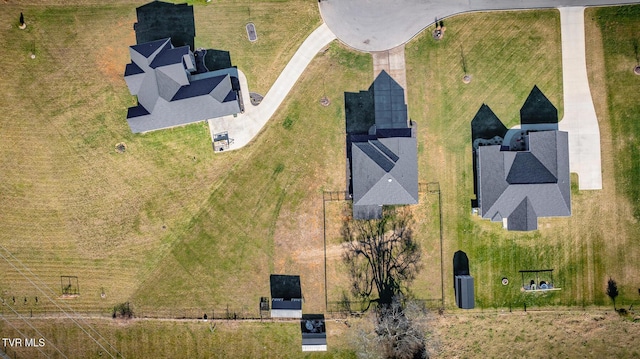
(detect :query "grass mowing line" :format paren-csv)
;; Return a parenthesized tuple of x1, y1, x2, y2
(0, 0, 324, 315)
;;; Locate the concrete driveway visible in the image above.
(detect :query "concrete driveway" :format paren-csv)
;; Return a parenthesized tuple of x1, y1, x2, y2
(320, 0, 640, 52)
(558, 7, 602, 190)
(209, 23, 336, 151)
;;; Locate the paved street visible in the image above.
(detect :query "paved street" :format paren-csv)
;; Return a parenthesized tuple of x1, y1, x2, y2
(320, 0, 640, 52)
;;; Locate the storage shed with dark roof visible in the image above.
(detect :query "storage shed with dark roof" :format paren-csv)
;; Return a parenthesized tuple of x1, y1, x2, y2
(269, 274, 303, 318)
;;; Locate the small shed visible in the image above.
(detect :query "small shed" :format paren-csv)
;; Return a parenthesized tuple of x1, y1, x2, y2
(455, 275, 475, 309)
(301, 314, 327, 352)
(453, 251, 474, 309)
(270, 274, 303, 318)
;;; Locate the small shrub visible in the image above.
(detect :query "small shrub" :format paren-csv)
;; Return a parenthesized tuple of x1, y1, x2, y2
(113, 302, 133, 319)
(282, 116, 295, 129)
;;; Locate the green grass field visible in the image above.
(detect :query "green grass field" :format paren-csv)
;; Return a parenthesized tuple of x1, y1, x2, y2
(405, 8, 640, 310)
(0, 0, 325, 317)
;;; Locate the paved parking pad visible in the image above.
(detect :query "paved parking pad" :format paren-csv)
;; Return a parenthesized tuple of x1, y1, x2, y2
(558, 7, 603, 190)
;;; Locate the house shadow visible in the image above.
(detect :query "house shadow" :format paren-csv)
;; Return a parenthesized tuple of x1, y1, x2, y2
(520, 85, 558, 126)
(344, 87, 375, 135)
(135, 1, 235, 76)
(344, 85, 374, 195)
(471, 103, 507, 143)
(134, 1, 196, 50)
(204, 49, 233, 72)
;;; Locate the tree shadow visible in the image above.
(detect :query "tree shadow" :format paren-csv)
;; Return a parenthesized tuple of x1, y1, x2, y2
(134, 1, 196, 50)
(341, 208, 420, 308)
(520, 85, 558, 125)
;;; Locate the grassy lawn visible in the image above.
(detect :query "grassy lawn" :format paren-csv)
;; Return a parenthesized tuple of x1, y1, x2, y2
(405, 8, 640, 310)
(433, 310, 640, 358)
(131, 41, 372, 315)
(0, 318, 356, 358)
(0, 0, 324, 315)
(2, 2, 640, 358)
(323, 195, 443, 311)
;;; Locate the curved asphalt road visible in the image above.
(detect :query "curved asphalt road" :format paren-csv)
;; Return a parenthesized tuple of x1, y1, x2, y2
(320, 0, 640, 52)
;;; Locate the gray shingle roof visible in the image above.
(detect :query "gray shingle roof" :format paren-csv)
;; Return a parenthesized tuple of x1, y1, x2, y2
(506, 152, 557, 184)
(476, 130, 571, 231)
(350, 72, 418, 220)
(124, 38, 240, 133)
(507, 197, 538, 231)
(352, 137, 418, 207)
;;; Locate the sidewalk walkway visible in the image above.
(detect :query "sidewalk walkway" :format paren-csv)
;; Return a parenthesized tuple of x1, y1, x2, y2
(372, 45, 407, 98)
(209, 23, 336, 152)
(558, 7, 603, 190)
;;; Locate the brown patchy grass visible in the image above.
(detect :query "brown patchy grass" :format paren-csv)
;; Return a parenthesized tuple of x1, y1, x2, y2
(433, 310, 640, 358)
(0, 317, 357, 358)
(0, 0, 325, 316)
(323, 197, 443, 310)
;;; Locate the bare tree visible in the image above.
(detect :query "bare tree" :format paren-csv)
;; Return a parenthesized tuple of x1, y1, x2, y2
(350, 296, 436, 359)
(607, 277, 619, 310)
(376, 296, 430, 359)
(342, 207, 421, 307)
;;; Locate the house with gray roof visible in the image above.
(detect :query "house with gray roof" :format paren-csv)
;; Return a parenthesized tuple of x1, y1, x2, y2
(124, 38, 241, 133)
(472, 86, 570, 231)
(347, 71, 418, 220)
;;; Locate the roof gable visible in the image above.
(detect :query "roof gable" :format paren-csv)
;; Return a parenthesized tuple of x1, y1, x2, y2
(507, 197, 538, 231)
(131, 38, 170, 59)
(353, 141, 396, 172)
(150, 46, 190, 68)
(171, 75, 227, 101)
(506, 152, 557, 184)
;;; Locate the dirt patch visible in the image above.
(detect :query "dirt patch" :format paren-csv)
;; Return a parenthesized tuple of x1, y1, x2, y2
(96, 45, 127, 85)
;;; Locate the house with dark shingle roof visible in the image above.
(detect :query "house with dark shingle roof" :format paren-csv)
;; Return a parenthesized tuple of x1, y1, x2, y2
(472, 86, 570, 231)
(347, 71, 418, 220)
(124, 38, 241, 133)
